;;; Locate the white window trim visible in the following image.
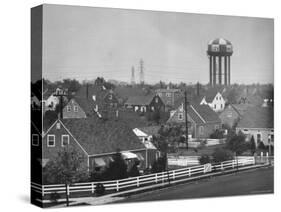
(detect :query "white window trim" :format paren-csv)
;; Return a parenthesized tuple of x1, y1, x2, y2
(32, 134, 39, 146)
(199, 126, 204, 135)
(178, 113, 183, 120)
(47, 135, 55, 147)
(61, 135, 70, 147)
(66, 105, 71, 112)
(74, 105, 78, 112)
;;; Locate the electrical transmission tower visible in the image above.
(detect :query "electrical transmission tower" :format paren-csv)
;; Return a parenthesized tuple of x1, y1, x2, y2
(131, 66, 136, 85)
(139, 59, 144, 85)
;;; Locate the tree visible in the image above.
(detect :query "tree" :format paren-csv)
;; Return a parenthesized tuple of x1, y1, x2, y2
(151, 156, 167, 173)
(42, 148, 88, 206)
(212, 148, 233, 163)
(199, 155, 211, 165)
(128, 161, 140, 177)
(210, 129, 224, 139)
(249, 136, 256, 154)
(226, 132, 248, 155)
(102, 152, 128, 180)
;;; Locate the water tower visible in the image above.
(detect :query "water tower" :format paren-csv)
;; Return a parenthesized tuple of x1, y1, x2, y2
(207, 38, 233, 86)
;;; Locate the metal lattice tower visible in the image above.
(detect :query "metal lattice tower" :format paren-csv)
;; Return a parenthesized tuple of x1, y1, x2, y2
(131, 66, 136, 85)
(139, 59, 144, 84)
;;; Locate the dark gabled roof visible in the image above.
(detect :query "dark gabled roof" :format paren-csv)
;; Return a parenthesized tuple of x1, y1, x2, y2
(62, 117, 145, 156)
(156, 88, 181, 93)
(168, 102, 221, 124)
(204, 88, 223, 102)
(72, 96, 96, 115)
(118, 109, 152, 128)
(138, 126, 161, 136)
(125, 95, 154, 106)
(231, 104, 254, 116)
(237, 106, 273, 129)
(192, 104, 221, 123)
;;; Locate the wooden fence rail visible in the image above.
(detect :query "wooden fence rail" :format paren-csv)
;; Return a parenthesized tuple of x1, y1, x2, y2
(31, 157, 257, 197)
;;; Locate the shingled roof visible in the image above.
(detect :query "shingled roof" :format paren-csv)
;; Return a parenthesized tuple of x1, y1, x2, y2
(62, 117, 146, 156)
(237, 106, 273, 129)
(125, 95, 154, 106)
(167, 103, 221, 124)
(204, 88, 223, 102)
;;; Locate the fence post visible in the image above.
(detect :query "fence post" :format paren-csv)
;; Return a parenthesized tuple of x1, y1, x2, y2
(67, 184, 70, 196)
(155, 174, 158, 183)
(91, 183, 95, 194)
(116, 180, 119, 192)
(42, 185, 44, 197)
(136, 177, 140, 187)
(221, 162, 224, 170)
(232, 160, 235, 169)
(173, 170, 176, 180)
(189, 168, 191, 177)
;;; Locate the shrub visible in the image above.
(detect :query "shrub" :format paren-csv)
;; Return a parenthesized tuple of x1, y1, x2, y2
(212, 148, 233, 163)
(210, 129, 224, 139)
(199, 155, 211, 165)
(151, 156, 167, 173)
(258, 141, 266, 150)
(50, 192, 60, 204)
(128, 161, 140, 177)
(95, 183, 105, 196)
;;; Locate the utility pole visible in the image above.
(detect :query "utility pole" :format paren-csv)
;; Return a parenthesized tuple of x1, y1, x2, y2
(184, 91, 189, 150)
(54, 89, 67, 119)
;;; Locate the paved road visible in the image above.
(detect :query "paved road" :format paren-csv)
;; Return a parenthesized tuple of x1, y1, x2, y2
(114, 167, 273, 204)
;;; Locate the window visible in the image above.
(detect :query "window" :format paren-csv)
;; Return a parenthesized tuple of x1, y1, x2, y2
(67, 105, 71, 112)
(214, 104, 216, 109)
(32, 134, 39, 146)
(56, 122, 61, 129)
(178, 113, 183, 120)
(221, 104, 223, 109)
(166, 93, 171, 97)
(61, 135, 69, 147)
(158, 93, 162, 97)
(47, 135, 55, 147)
(155, 98, 158, 103)
(199, 126, 204, 135)
(108, 94, 113, 100)
(74, 105, 78, 112)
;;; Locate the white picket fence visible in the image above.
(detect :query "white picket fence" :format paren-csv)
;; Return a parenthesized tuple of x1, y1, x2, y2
(31, 157, 256, 198)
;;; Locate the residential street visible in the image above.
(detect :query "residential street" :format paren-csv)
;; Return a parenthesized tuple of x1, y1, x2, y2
(114, 167, 273, 204)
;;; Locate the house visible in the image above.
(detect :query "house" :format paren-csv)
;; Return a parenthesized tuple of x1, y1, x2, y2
(167, 102, 222, 139)
(39, 117, 155, 172)
(200, 88, 225, 112)
(42, 88, 67, 113)
(133, 127, 161, 168)
(156, 87, 182, 109)
(124, 94, 165, 113)
(236, 106, 274, 147)
(63, 84, 119, 119)
(219, 104, 254, 128)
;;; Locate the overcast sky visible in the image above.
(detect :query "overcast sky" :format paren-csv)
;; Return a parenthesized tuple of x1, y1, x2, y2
(42, 4, 274, 84)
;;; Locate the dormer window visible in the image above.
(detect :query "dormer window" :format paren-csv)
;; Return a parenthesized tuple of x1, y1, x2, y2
(56, 122, 61, 129)
(108, 94, 113, 100)
(178, 113, 183, 120)
(74, 105, 78, 112)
